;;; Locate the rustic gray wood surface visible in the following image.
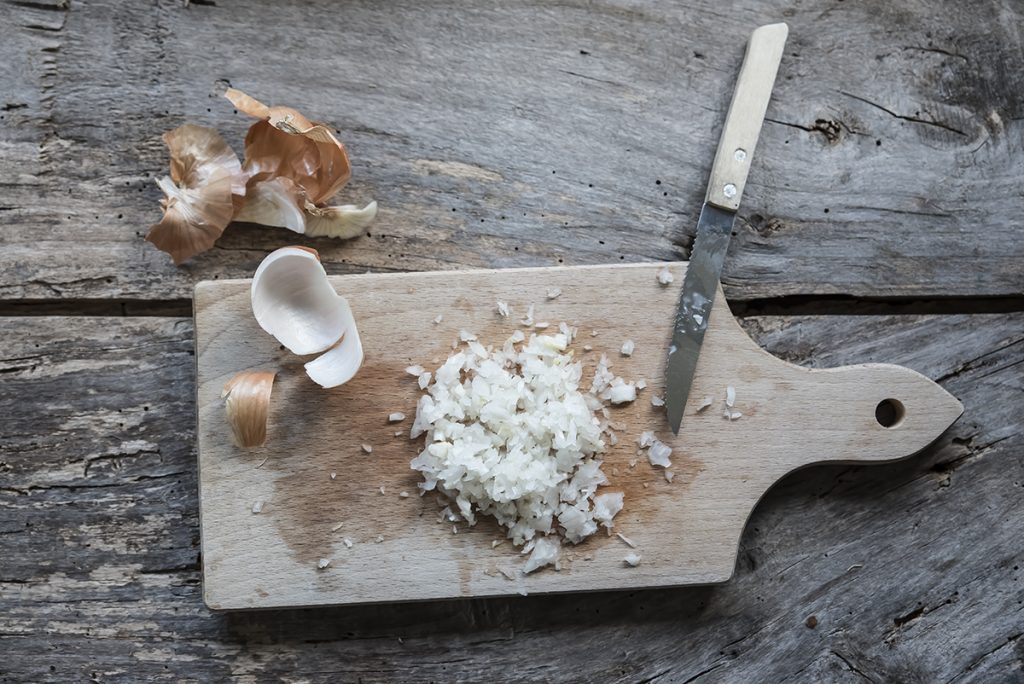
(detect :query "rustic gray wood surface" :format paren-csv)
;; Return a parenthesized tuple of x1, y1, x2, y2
(1, 0, 1022, 681)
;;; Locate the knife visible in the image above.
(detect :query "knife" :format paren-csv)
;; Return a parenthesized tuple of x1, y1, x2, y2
(665, 22, 789, 434)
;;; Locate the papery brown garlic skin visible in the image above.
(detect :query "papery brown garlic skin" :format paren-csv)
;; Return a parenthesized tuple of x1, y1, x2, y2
(146, 124, 245, 264)
(225, 88, 375, 237)
(222, 370, 276, 448)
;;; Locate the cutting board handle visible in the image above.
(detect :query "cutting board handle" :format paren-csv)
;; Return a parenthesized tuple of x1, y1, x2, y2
(695, 286, 964, 476)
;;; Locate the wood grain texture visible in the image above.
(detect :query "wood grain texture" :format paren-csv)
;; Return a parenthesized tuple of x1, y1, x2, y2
(1, 313, 1019, 681)
(2, 0, 1023, 302)
(1, 0, 1022, 679)
(195, 262, 962, 609)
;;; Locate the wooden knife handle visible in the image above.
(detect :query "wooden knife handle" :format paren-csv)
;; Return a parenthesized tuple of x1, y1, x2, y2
(705, 22, 788, 211)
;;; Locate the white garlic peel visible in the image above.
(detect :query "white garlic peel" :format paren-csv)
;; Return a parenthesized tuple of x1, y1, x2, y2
(237, 181, 378, 239)
(304, 309, 364, 389)
(252, 247, 347, 355)
(251, 246, 364, 388)
(234, 178, 306, 233)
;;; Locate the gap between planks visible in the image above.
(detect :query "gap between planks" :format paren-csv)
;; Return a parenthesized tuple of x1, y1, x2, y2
(1, 295, 1023, 318)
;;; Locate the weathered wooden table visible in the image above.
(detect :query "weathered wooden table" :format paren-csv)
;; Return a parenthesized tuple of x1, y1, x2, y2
(2, 0, 1022, 681)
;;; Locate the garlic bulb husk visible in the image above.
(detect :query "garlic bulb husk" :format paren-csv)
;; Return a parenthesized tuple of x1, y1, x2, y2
(146, 124, 246, 264)
(225, 88, 376, 238)
(226, 88, 352, 205)
(304, 200, 378, 239)
(251, 246, 364, 388)
(251, 246, 347, 355)
(233, 178, 306, 233)
(222, 370, 276, 447)
(235, 178, 377, 239)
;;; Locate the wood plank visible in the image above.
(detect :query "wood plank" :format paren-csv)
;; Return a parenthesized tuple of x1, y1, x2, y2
(2, 0, 1023, 302)
(1, 312, 1019, 680)
(195, 262, 961, 608)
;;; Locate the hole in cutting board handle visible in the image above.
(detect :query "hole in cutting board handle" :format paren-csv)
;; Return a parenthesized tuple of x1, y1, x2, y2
(875, 398, 905, 428)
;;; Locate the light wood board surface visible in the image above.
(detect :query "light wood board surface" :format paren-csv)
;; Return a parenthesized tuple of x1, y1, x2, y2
(194, 262, 962, 610)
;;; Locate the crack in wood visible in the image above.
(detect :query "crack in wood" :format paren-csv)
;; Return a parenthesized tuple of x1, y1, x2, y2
(838, 90, 969, 137)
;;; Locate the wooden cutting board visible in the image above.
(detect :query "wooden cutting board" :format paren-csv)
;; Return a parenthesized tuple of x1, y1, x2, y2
(194, 262, 962, 610)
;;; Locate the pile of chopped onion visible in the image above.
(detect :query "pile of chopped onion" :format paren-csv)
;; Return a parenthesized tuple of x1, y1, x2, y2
(409, 327, 633, 573)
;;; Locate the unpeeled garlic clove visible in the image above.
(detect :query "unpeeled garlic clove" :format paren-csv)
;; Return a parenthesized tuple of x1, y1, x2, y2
(222, 370, 276, 447)
(251, 246, 364, 388)
(146, 124, 246, 264)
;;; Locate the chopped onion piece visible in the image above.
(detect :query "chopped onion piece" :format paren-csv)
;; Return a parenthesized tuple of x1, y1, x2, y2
(361, 443, 373, 453)
(592, 492, 624, 529)
(497, 301, 510, 317)
(605, 378, 637, 405)
(623, 552, 642, 567)
(251, 500, 264, 514)
(460, 330, 477, 342)
(657, 267, 674, 285)
(523, 536, 561, 574)
(388, 412, 406, 423)
(546, 288, 562, 300)
(648, 440, 672, 468)
(620, 339, 635, 357)
(433, 314, 443, 324)
(651, 395, 665, 407)
(405, 365, 425, 377)
(317, 558, 331, 569)
(697, 395, 714, 412)
(343, 538, 353, 548)
(726, 385, 736, 407)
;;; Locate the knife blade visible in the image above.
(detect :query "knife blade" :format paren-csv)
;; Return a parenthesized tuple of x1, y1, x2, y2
(665, 23, 789, 434)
